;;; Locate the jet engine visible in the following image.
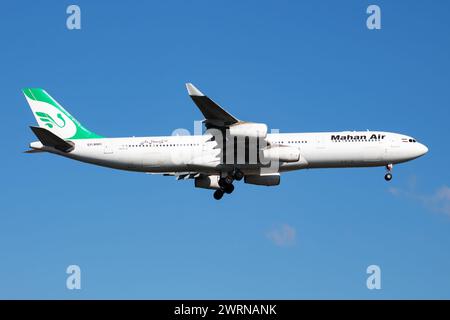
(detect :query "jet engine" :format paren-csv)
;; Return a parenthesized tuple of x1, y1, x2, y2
(244, 173, 280, 186)
(228, 122, 268, 139)
(262, 146, 300, 163)
(195, 175, 220, 190)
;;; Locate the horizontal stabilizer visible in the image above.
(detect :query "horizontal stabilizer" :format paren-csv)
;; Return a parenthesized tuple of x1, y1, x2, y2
(24, 149, 45, 154)
(30, 126, 74, 152)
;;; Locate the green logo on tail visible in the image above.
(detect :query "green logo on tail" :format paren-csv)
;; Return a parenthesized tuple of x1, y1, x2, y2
(35, 111, 66, 129)
(25, 88, 104, 139)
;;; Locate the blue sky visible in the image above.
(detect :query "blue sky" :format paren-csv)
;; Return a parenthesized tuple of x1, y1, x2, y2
(1, 0, 449, 299)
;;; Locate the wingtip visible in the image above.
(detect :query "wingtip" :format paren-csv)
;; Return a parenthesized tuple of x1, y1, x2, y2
(185, 83, 204, 96)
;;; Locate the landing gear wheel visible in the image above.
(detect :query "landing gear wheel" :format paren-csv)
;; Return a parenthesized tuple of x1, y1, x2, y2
(234, 170, 244, 181)
(218, 177, 232, 188)
(213, 189, 224, 200)
(384, 173, 393, 181)
(223, 183, 235, 194)
(224, 175, 234, 185)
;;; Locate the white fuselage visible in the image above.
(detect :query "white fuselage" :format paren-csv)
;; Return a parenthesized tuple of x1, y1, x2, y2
(30, 131, 428, 175)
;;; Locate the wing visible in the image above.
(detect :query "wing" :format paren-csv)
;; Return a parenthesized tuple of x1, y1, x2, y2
(147, 172, 201, 180)
(186, 83, 239, 128)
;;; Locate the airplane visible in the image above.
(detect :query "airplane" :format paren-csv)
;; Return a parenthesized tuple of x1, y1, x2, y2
(23, 84, 428, 200)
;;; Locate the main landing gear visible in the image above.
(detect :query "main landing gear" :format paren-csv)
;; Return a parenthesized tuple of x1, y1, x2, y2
(233, 169, 244, 181)
(213, 189, 224, 200)
(213, 179, 232, 200)
(384, 164, 393, 181)
(213, 169, 243, 200)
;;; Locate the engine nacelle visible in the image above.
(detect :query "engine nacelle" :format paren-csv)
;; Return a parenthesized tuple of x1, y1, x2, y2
(229, 122, 268, 139)
(262, 146, 300, 163)
(195, 175, 220, 190)
(244, 174, 280, 186)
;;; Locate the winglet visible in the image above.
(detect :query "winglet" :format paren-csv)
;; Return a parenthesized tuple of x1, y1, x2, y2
(185, 83, 239, 128)
(186, 83, 204, 97)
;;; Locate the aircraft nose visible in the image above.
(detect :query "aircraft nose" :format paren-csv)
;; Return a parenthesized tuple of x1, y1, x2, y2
(417, 143, 429, 156)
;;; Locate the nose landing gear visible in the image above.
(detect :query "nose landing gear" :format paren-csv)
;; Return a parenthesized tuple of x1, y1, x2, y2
(384, 164, 393, 181)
